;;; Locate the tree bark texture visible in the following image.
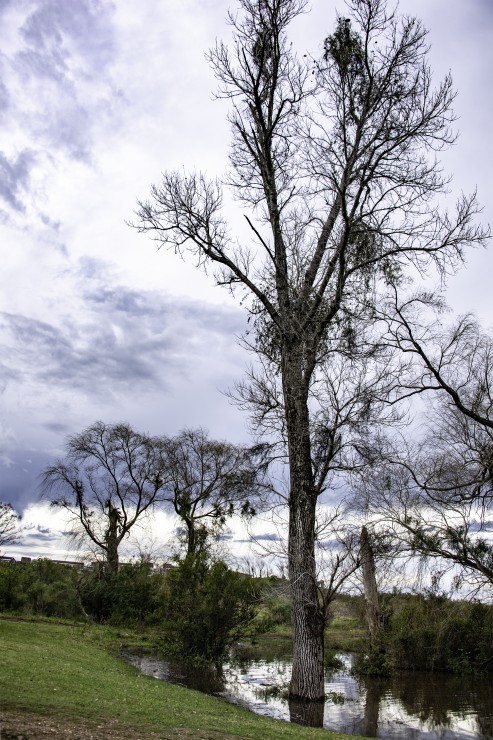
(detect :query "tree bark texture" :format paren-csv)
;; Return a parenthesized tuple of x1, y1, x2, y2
(360, 525, 383, 649)
(284, 351, 325, 700)
(288, 497, 325, 700)
(105, 506, 120, 574)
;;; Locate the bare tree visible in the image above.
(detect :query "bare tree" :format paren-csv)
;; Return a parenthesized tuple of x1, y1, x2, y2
(0, 502, 18, 549)
(315, 509, 362, 615)
(381, 294, 493, 432)
(163, 427, 271, 556)
(42, 421, 167, 573)
(420, 402, 493, 507)
(359, 431, 493, 594)
(134, 0, 485, 701)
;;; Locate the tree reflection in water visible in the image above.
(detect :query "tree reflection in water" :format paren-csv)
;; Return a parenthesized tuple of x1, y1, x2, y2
(361, 680, 386, 737)
(288, 697, 325, 727)
(123, 650, 493, 739)
(388, 672, 493, 738)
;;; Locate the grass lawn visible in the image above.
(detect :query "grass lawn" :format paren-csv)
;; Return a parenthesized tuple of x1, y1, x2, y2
(246, 615, 366, 660)
(0, 618, 361, 740)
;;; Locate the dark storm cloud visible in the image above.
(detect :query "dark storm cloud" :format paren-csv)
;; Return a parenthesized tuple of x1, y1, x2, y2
(1, 310, 162, 395)
(84, 283, 245, 336)
(20, 523, 67, 549)
(0, 450, 54, 512)
(316, 538, 343, 550)
(235, 532, 281, 544)
(254, 533, 281, 542)
(42, 421, 71, 435)
(76, 256, 246, 336)
(0, 78, 9, 109)
(25, 527, 51, 541)
(0, 248, 248, 513)
(470, 519, 493, 533)
(0, 268, 245, 404)
(0, 361, 18, 392)
(18, 1, 112, 81)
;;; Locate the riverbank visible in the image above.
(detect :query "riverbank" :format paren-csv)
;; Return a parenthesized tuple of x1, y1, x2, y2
(0, 618, 359, 740)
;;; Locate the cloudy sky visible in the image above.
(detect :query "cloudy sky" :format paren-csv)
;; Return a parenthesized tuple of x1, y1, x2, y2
(1, 0, 492, 561)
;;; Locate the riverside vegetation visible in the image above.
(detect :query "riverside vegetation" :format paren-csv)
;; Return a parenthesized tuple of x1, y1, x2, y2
(0, 556, 363, 739)
(1, 557, 492, 674)
(1, 557, 493, 738)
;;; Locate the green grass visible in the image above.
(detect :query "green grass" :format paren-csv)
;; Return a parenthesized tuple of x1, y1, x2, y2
(0, 618, 360, 740)
(326, 616, 367, 653)
(245, 613, 366, 658)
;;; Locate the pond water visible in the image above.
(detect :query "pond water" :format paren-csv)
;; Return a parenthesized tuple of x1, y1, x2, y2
(123, 648, 493, 739)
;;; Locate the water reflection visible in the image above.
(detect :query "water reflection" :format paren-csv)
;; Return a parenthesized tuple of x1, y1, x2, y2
(289, 697, 325, 727)
(123, 650, 493, 739)
(362, 680, 385, 737)
(122, 653, 226, 694)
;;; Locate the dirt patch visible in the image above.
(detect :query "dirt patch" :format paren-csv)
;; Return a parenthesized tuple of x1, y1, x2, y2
(0, 709, 239, 740)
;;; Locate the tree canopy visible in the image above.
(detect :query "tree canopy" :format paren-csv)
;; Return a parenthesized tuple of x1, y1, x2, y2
(163, 428, 271, 556)
(43, 421, 167, 573)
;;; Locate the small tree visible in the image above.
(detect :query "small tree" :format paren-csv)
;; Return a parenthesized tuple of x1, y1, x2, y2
(0, 502, 18, 549)
(42, 421, 167, 573)
(315, 511, 362, 623)
(163, 551, 260, 661)
(164, 428, 271, 556)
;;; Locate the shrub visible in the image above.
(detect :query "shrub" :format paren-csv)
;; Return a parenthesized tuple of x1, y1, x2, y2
(388, 594, 493, 673)
(0, 560, 82, 619)
(162, 553, 260, 662)
(76, 560, 168, 625)
(107, 562, 167, 626)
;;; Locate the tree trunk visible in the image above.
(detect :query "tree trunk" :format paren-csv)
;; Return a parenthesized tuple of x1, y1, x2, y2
(360, 525, 383, 648)
(288, 492, 325, 701)
(284, 351, 325, 702)
(105, 506, 120, 574)
(185, 517, 196, 557)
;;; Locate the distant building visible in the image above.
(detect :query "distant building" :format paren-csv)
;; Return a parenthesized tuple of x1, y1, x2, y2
(0, 555, 84, 569)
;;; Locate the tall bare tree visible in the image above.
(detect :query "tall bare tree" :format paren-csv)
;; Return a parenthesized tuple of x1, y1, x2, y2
(42, 422, 167, 573)
(134, 0, 485, 701)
